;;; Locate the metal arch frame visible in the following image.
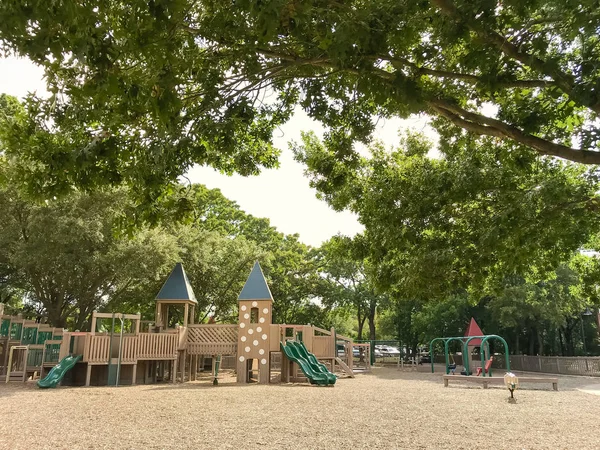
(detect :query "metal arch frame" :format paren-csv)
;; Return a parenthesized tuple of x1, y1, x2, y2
(429, 338, 447, 373)
(429, 336, 488, 374)
(429, 335, 511, 376)
(463, 335, 510, 376)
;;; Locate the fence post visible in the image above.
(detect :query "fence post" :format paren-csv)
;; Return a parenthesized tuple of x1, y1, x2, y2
(556, 356, 560, 374)
(538, 355, 542, 372)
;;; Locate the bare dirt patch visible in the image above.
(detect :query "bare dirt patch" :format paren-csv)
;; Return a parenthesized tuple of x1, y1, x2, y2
(1, 367, 598, 449)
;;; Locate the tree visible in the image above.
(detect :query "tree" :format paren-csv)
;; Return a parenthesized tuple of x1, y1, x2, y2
(320, 235, 385, 340)
(295, 132, 600, 299)
(174, 226, 263, 323)
(1, 1, 599, 200)
(262, 235, 325, 325)
(0, 178, 177, 328)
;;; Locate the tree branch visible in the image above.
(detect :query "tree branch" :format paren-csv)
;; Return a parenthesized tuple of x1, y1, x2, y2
(384, 56, 552, 89)
(430, 0, 600, 114)
(429, 98, 600, 164)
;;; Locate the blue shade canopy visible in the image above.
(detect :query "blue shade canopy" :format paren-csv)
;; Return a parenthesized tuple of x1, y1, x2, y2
(155, 263, 197, 303)
(238, 261, 273, 301)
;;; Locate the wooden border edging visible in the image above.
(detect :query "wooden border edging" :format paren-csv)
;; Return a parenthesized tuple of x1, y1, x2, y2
(442, 375, 558, 391)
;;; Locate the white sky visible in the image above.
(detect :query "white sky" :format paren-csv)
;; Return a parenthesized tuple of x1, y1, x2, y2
(0, 56, 435, 246)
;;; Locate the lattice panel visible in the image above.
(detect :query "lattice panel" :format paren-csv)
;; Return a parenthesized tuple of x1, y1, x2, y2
(187, 342, 238, 355)
(186, 325, 238, 356)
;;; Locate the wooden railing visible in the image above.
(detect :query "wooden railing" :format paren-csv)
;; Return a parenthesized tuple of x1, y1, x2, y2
(313, 326, 331, 336)
(137, 333, 178, 360)
(313, 336, 334, 357)
(186, 324, 238, 355)
(85, 335, 111, 363)
(121, 336, 138, 363)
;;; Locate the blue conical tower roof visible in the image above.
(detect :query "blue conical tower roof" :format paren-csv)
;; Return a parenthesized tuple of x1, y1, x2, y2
(155, 263, 197, 303)
(238, 261, 273, 301)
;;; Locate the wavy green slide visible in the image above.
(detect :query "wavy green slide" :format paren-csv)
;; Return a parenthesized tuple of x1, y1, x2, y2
(37, 355, 82, 388)
(280, 341, 336, 386)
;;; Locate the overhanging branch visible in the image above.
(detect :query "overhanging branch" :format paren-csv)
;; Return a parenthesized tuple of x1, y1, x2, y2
(429, 99, 600, 164)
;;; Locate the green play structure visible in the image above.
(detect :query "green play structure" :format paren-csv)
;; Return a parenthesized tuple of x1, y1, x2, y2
(280, 341, 337, 386)
(429, 335, 510, 376)
(37, 355, 82, 388)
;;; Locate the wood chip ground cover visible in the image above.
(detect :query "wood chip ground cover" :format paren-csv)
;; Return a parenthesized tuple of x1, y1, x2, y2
(1, 367, 598, 449)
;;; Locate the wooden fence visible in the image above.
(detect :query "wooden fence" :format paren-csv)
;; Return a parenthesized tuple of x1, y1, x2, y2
(433, 354, 600, 376)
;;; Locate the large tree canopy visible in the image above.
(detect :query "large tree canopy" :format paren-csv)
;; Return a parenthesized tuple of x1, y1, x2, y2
(294, 131, 600, 298)
(1, 0, 599, 197)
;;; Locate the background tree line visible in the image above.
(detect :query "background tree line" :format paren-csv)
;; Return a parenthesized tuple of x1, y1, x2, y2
(1, 0, 600, 356)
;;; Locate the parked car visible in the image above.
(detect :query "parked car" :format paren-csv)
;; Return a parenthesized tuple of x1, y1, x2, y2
(379, 345, 401, 357)
(419, 354, 431, 364)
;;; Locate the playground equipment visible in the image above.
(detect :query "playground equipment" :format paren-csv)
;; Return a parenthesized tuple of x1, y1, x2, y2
(37, 355, 82, 388)
(429, 334, 510, 376)
(1, 313, 68, 383)
(428, 318, 510, 376)
(1, 261, 355, 387)
(476, 357, 493, 376)
(504, 372, 519, 402)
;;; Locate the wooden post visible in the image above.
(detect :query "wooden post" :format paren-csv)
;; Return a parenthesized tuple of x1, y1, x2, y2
(155, 303, 161, 328)
(172, 357, 177, 383)
(184, 303, 189, 328)
(131, 363, 137, 385)
(85, 364, 92, 387)
(189, 305, 195, 325)
(90, 312, 97, 335)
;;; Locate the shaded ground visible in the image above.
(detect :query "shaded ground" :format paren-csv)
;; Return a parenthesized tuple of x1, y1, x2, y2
(1, 367, 598, 449)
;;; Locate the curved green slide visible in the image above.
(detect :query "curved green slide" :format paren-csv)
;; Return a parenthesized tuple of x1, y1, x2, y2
(280, 341, 336, 386)
(37, 355, 82, 388)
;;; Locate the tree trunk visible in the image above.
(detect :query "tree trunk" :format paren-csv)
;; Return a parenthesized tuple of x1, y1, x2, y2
(564, 325, 575, 356)
(558, 328, 565, 356)
(357, 314, 367, 341)
(528, 328, 535, 355)
(515, 333, 520, 355)
(368, 301, 377, 341)
(45, 302, 67, 328)
(537, 328, 544, 356)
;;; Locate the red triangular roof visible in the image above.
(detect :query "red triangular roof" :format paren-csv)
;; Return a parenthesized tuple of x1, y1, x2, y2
(464, 318, 483, 346)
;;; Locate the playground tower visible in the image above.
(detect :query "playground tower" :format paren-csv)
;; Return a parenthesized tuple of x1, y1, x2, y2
(155, 263, 197, 328)
(236, 262, 273, 384)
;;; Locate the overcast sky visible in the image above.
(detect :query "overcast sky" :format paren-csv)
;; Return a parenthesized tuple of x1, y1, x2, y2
(0, 56, 434, 246)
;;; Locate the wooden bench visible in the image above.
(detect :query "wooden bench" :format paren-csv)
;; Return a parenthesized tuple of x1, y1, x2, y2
(443, 375, 558, 391)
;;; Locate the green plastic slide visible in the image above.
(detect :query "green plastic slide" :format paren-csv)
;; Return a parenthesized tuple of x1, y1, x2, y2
(37, 355, 82, 389)
(280, 341, 336, 386)
(294, 341, 337, 382)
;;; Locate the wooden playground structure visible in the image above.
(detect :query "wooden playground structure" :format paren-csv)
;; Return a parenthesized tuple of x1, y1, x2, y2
(0, 262, 362, 386)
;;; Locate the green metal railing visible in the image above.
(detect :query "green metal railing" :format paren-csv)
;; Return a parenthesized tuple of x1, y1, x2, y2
(21, 327, 38, 345)
(0, 318, 10, 337)
(27, 348, 44, 367)
(9, 322, 23, 340)
(44, 343, 61, 363)
(37, 331, 53, 344)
